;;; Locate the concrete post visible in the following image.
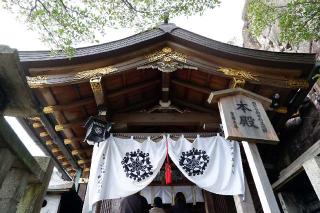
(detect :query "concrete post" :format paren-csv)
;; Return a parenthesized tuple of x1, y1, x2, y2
(302, 156, 320, 200)
(0, 168, 28, 213)
(242, 141, 280, 213)
(17, 157, 54, 213)
(233, 177, 256, 213)
(0, 148, 15, 187)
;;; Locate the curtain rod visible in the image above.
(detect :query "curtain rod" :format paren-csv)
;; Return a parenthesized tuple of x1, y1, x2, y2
(111, 132, 220, 139)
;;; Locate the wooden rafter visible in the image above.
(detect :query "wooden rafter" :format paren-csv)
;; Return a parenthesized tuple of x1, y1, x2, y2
(171, 79, 211, 94)
(115, 98, 158, 113)
(112, 112, 219, 127)
(64, 137, 83, 145)
(43, 98, 95, 114)
(55, 121, 84, 132)
(53, 112, 219, 130)
(171, 98, 214, 113)
(72, 149, 92, 156)
(107, 79, 161, 98)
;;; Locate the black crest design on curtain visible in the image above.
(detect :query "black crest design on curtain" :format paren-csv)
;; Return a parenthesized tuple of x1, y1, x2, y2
(121, 149, 153, 182)
(179, 148, 210, 176)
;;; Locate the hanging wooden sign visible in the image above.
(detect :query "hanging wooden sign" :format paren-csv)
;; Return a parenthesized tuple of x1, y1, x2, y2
(208, 88, 279, 144)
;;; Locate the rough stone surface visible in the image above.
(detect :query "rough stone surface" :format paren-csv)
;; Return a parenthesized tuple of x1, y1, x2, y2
(0, 148, 15, 187)
(0, 169, 28, 213)
(278, 98, 320, 169)
(242, 0, 320, 59)
(17, 157, 54, 213)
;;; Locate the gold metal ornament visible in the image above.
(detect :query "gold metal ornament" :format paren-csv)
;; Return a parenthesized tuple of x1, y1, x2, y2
(90, 76, 103, 93)
(43, 106, 55, 114)
(139, 47, 196, 73)
(218, 67, 259, 81)
(74, 66, 118, 80)
(229, 78, 246, 88)
(26, 75, 48, 88)
(286, 79, 309, 89)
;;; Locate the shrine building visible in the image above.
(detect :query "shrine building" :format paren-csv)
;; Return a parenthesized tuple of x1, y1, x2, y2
(0, 23, 319, 213)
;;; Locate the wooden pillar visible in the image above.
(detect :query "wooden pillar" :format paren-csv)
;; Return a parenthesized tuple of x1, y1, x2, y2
(203, 190, 215, 213)
(242, 142, 280, 213)
(277, 192, 301, 213)
(303, 156, 320, 200)
(0, 148, 15, 187)
(233, 177, 256, 213)
(0, 168, 28, 213)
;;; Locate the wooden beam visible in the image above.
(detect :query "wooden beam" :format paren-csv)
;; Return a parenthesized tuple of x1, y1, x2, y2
(112, 112, 219, 127)
(72, 149, 92, 156)
(171, 98, 214, 113)
(115, 98, 158, 113)
(43, 98, 95, 114)
(32, 122, 42, 128)
(39, 132, 49, 137)
(171, 79, 211, 94)
(90, 76, 105, 106)
(51, 148, 60, 154)
(55, 121, 84, 131)
(64, 137, 83, 145)
(233, 176, 256, 213)
(78, 159, 91, 165)
(242, 142, 280, 212)
(161, 73, 170, 103)
(55, 112, 219, 130)
(272, 139, 320, 190)
(45, 140, 53, 145)
(107, 79, 161, 98)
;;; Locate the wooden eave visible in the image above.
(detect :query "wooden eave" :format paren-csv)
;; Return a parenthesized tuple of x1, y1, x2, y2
(17, 24, 317, 178)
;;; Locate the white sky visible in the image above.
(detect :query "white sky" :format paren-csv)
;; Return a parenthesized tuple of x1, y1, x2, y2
(0, 0, 245, 156)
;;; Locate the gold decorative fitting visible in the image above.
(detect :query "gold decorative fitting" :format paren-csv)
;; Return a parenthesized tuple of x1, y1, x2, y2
(40, 132, 49, 137)
(64, 139, 72, 144)
(72, 150, 80, 155)
(66, 167, 74, 172)
(139, 47, 197, 73)
(55, 124, 64, 131)
(274, 107, 288, 114)
(57, 155, 64, 160)
(62, 162, 69, 166)
(218, 67, 259, 81)
(43, 106, 55, 114)
(46, 140, 53, 145)
(26, 75, 48, 88)
(78, 159, 86, 165)
(32, 122, 42, 128)
(74, 66, 118, 80)
(83, 168, 90, 172)
(90, 76, 103, 92)
(52, 148, 59, 153)
(230, 78, 246, 88)
(29, 117, 40, 121)
(286, 79, 309, 89)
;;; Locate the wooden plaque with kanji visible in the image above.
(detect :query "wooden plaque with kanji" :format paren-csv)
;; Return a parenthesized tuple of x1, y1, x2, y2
(218, 94, 279, 144)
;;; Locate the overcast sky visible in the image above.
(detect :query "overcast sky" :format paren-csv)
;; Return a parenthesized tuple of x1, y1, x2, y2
(0, 0, 245, 156)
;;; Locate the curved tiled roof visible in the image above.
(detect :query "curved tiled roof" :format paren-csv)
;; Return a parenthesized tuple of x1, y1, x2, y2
(18, 23, 316, 65)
